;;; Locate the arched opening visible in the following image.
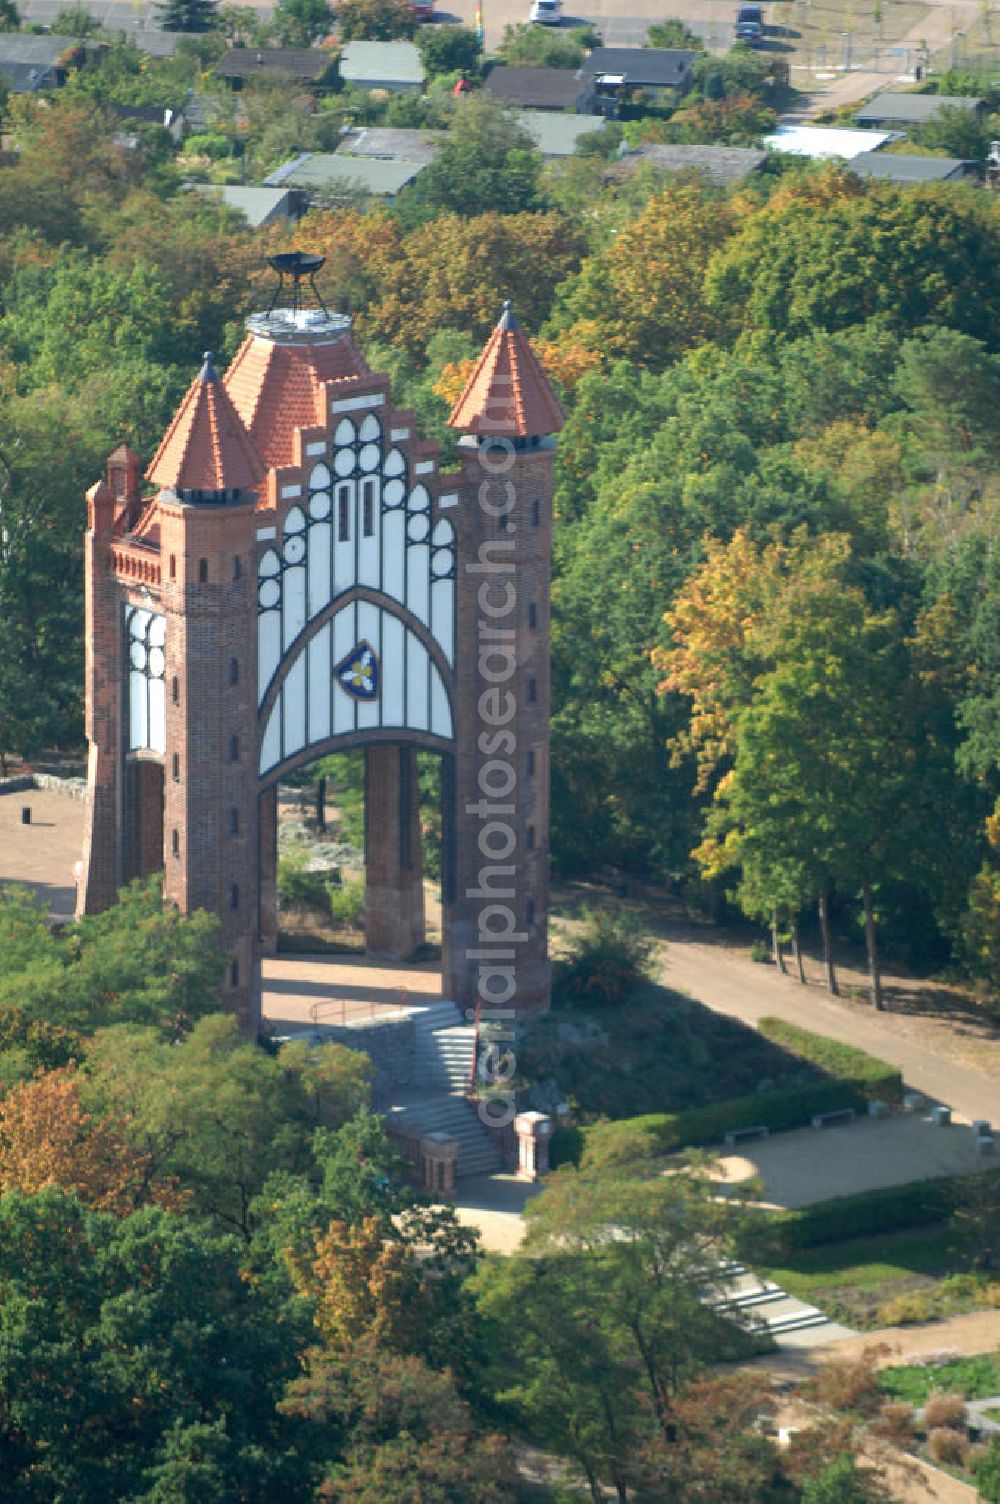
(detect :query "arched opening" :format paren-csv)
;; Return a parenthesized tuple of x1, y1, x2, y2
(258, 744, 453, 996)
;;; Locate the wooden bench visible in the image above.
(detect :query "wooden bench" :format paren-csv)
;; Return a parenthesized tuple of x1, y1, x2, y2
(724, 1124, 770, 1147)
(811, 1108, 855, 1129)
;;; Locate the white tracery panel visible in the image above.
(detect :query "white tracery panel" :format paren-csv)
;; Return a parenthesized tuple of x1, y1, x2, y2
(125, 607, 166, 754)
(259, 602, 453, 775)
(256, 413, 457, 721)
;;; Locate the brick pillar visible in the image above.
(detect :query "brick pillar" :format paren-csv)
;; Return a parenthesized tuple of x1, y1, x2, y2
(159, 496, 260, 1032)
(420, 1132, 459, 1195)
(515, 1111, 552, 1181)
(442, 439, 553, 1020)
(364, 744, 425, 960)
(78, 478, 124, 916)
(258, 783, 278, 955)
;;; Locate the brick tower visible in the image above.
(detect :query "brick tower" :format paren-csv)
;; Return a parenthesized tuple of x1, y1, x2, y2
(444, 303, 564, 1019)
(78, 268, 562, 1029)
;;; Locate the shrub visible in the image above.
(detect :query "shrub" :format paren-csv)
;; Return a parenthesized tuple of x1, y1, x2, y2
(976, 1440, 1000, 1503)
(329, 876, 365, 930)
(552, 909, 657, 1009)
(877, 1292, 935, 1327)
(757, 1017, 903, 1102)
(182, 132, 233, 160)
(750, 940, 772, 963)
(927, 1426, 967, 1465)
(924, 1393, 968, 1430)
(872, 1400, 914, 1444)
(803, 1352, 885, 1417)
(277, 849, 332, 916)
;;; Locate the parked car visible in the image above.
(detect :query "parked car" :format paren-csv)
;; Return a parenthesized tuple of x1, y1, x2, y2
(529, 0, 563, 24)
(409, 0, 434, 19)
(735, 3, 764, 42)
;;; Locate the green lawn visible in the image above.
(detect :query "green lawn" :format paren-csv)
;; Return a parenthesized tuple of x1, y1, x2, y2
(765, 1223, 955, 1295)
(762, 1223, 994, 1330)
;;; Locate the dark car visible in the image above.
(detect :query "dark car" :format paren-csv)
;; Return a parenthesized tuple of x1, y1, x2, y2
(735, 4, 764, 43)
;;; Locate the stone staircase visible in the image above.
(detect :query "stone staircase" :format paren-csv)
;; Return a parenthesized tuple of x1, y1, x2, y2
(713, 1262, 853, 1342)
(307, 1000, 503, 1179)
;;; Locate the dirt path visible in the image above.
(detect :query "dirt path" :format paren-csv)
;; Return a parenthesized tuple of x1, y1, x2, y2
(745, 1307, 1000, 1381)
(649, 921, 1000, 1125)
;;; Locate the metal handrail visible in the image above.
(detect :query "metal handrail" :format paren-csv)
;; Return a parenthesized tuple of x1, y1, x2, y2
(309, 987, 410, 1029)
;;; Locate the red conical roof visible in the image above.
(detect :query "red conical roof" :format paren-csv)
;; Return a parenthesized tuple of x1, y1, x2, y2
(224, 328, 370, 470)
(147, 353, 266, 494)
(448, 303, 565, 438)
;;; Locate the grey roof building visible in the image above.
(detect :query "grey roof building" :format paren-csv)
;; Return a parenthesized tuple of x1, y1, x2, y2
(337, 126, 444, 166)
(266, 151, 427, 198)
(215, 47, 336, 83)
(482, 64, 582, 111)
(854, 91, 985, 127)
(515, 109, 606, 156)
(191, 183, 303, 228)
(578, 46, 699, 115)
(0, 33, 79, 91)
(615, 142, 767, 184)
(848, 150, 973, 182)
(338, 40, 425, 93)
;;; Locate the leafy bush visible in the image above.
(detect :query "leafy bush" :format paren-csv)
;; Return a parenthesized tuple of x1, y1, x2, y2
(757, 1017, 903, 1102)
(277, 849, 332, 915)
(927, 1426, 967, 1465)
(872, 1400, 914, 1444)
(329, 876, 365, 930)
(552, 908, 656, 1008)
(182, 132, 233, 160)
(923, 1392, 968, 1430)
(877, 1291, 935, 1326)
(974, 1439, 1000, 1503)
(750, 940, 772, 963)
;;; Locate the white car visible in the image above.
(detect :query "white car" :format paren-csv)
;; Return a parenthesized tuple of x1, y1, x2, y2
(529, 0, 563, 23)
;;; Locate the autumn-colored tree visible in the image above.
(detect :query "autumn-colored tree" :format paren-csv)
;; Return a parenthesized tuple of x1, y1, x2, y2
(280, 1337, 515, 1504)
(288, 1216, 418, 1350)
(0, 1066, 184, 1213)
(289, 207, 403, 324)
(660, 529, 927, 1005)
(370, 210, 583, 358)
(547, 181, 735, 369)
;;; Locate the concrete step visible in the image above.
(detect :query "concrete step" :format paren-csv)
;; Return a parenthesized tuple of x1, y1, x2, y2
(386, 1094, 503, 1178)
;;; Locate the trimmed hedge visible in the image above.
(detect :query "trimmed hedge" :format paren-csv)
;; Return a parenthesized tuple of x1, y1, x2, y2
(756, 1017, 903, 1103)
(739, 1175, 969, 1260)
(549, 1021, 903, 1170)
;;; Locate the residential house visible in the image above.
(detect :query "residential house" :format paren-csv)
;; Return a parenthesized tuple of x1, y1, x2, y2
(265, 150, 428, 201)
(515, 109, 606, 157)
(848, 151, 975, 183)
(191, 183, 305, 227)
(338, 40, 425, 93)
(214, 47, 336, 88)
(0, 33, 82, 93)
(614, 142, 767, 185)
(854, 91, 985, 129)
(576, 46, 699, 118)
(482, 64, 582, 111)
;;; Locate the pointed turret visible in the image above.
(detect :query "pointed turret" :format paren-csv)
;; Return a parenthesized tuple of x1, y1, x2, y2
(448, 302, 565, 439)
(147, 352, 266, 498)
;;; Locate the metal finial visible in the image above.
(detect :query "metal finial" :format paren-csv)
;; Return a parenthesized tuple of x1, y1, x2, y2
(198, 351, 219, 382)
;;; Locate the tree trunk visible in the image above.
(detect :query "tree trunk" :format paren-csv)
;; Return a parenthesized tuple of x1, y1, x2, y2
(315, 774, 327, 832)
(818, 892, 839, 996)
(790, 919, 807, 985)
(771, 916, 787, 975)
(862, 877, 884, 1011)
